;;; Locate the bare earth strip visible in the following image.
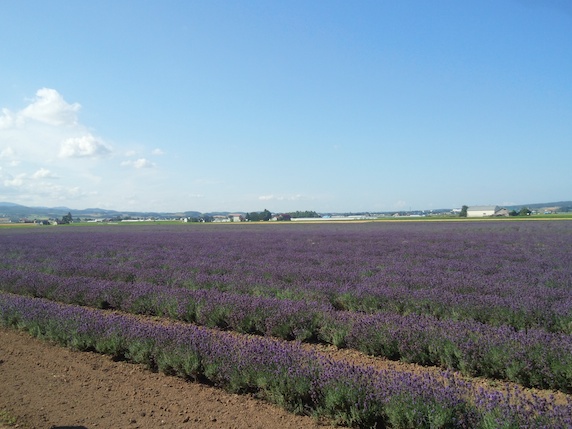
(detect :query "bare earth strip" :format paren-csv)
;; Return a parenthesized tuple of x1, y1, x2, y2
(2, 319, 571, 429)
(0, 327, 330, 429)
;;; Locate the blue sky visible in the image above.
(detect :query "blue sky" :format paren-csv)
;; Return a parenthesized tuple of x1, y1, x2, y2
(1, 1, 571, 213)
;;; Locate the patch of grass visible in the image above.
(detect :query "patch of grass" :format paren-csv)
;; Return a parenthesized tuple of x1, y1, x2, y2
(0, 409, 18, 426)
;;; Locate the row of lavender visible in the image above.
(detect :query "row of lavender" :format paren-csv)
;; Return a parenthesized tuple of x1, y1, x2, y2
(2, 268, 572, 393)
(2, 292, 571, 429)
(2, 221, 571, 333)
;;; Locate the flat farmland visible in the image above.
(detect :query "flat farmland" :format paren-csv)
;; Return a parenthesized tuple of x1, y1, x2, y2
(1, 220, 572, 428)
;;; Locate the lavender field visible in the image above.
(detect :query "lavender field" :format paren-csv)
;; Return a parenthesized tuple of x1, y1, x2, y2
(2, 220, 572, 428)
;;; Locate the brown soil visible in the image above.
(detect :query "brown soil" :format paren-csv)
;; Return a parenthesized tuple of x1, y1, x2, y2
(0, 327, 330, 429)
(2, 321, 570, 429)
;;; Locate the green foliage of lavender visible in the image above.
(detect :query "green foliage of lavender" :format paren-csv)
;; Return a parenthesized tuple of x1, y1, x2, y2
(3, 268, 572, 392)
(2, 293, 572, 429)
(2, 222, 571, 333)
(1, 221, 572, 392)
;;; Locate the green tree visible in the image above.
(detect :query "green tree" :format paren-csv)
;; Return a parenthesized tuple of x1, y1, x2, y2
(261, 209, 272, 221)
(60, 212, 73, 224)
(246, 212, 260, 221)
(459, 205, 468, 217)
(519, 207, 532, 216)
(246, 209, 272, 221)
(289, 210, 321, 218)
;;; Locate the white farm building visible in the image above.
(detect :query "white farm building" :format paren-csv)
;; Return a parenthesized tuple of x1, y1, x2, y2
(467, 205, 501, 217)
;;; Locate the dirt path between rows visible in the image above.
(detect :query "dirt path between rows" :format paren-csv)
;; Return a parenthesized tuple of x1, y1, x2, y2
(2, 318, 571, 429)
(0, 327, 331, 429)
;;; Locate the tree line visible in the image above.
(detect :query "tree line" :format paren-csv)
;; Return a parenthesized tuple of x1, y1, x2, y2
(245, 209, 321, 222)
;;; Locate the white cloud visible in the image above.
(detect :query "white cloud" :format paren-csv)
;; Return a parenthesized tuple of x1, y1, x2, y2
(0, 108, 21, 129)
(31, 168, 58, 179)
(21, 88, 80, 126)
(1, 89, 112, 164)
(1, 168, 88, 201)
(133, 158, 154, 168)
(3, 173, 26, 188)
(259, 194, 303, 201)
(121, 158, 155, 169)
(59, 135, 111, 158)
(0, 147, 15, 159)
(0, 147, 20, 166)
(0, 88, 165, 209)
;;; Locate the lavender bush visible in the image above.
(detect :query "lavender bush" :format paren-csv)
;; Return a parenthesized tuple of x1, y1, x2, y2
(2, 221, 571, 332)
(2, 267, 572, 391)
(2, 221, 572, 393)
(2, 292, 572, 429)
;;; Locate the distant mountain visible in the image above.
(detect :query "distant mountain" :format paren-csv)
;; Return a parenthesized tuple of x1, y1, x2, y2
(0, 202, 26, 207)
(0, 202, 204, 221)
(504, 201, 572, 211)
(0, 200, 570, 222)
